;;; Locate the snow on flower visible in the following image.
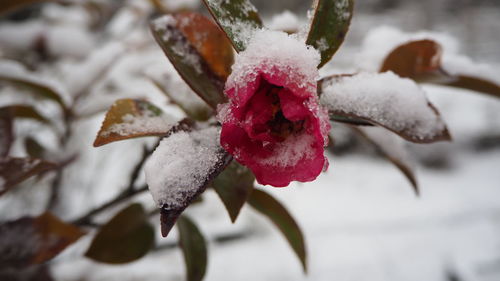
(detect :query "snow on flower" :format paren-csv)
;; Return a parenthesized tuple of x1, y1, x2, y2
(217, 30, 330, 187)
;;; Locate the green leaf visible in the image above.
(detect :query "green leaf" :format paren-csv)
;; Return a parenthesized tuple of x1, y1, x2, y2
(93, 99, 175, 147)
(202, 0, 263, 52)
(248, 189, 307, 272)
(212, 161, 254, 222)
(0, 75, 66, 109)
(150, 13, 229, 109)
(25, 137, 46, 159)
(85, 203, 155, 264)
(306, 0, 354, 68)
(177, 215, 208, 281)
(0, 157, 58, 196)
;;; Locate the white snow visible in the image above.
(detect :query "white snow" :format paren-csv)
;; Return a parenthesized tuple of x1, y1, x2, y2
(145, 127, 224, 208)
(267, 10, 300, 33)
(162, 0, 200, 11)
(226, 29, 320, 104)
(320, 72, 446, 139)
(100, 112, 175, 138)
(258, 133, 316, 167)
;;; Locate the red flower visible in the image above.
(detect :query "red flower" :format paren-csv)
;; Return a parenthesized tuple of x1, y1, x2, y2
(217, 31, 330, 187)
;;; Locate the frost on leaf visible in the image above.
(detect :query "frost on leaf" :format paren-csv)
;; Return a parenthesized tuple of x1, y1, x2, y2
(319, 72, 451, 143)
(94, 99, 175, 147)
(203, 0, 263, 52)
(0, 157, 58, 196)
(145, 127, 231, 237)
(151, 13, 229, 108)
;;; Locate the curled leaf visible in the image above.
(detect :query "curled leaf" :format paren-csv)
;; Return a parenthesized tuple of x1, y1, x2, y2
(177, 215, 208, 281)
(150, 13, 230, 109)
(319, 72, 451, 143)
(0, 212, 84, 268)
(212, 161, 254, 223)
(202, 0, 263, 52)
(248, 189, 307, 272)
(85, 203, 155, 264)
(306, 0, 354, 68)
(93, 99, 175, 147)
(0, 157, 57, 196)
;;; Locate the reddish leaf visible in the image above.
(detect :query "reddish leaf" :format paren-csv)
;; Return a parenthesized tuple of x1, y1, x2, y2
(380, 39, 443, 79)
(306, 0, 354, 68)
(93, 99, 175, 147)
(0, 212, 84, 268)
(248, 189, 307, 272)
(212, 161, 255, 222)
(0, 157, 57, 196)
(85, 203, 155, 264)
(177, 215, 207, 281)
(202, 0, 263, 52)
(150, 13, 229, 109)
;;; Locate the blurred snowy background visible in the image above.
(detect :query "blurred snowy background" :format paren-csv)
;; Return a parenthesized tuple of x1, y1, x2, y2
(1, 0, 499, 280)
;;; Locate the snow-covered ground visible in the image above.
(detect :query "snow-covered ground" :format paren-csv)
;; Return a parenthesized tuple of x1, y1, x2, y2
(1, 1, 500, 280)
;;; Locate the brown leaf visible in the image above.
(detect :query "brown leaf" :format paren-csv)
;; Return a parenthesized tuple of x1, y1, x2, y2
(0, 212, 84, 268)
(444, 75, 500, 99)
(0, 105, 49, 124)
(174, 12, 234, 80)
(0, 117, 13, 158)
(93, 99, 174, 147)
(0, 0, 49, 16)
(380, 39, 443, 79)
(150, 13, 228, 109)
(0, 157, 57, 196)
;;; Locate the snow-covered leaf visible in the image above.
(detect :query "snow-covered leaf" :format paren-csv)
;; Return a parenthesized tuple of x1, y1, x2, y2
(85, 203, 155, 264)
(354, 126, 418, 194)
(0, 61, 66, 109)
(319, 72, 451, 143)
(150, 13, 229, 109)
(248, 189, 307, 272)
(0, 212, 84, 267)
(145, 127, 232, 237)
(177, 215, 208, 281)
(306, 0, 354, 68)
(0, 157, 57, 196)
(380, 39, 443, 80)
(212, 161, 254, 223)
(93, 99, 175, 147)
(202, 0, 263, 52)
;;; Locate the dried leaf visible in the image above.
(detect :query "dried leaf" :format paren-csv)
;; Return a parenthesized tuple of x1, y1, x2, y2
(306, 0, 354, 68)
(177, 215, 208, 281)
(93, 99, 175, 147)
(354, 126, 419, 195)
(248, 189, 307, 272)
(85, 203, 155, 264)
(319, 72, 451, 144)
(380, 39, 443, 79)
(150, 13, 228, 109)
(0, 212, 84, 268)
(212, 161, 254, 222)
(202, 0, 263, 52)
(0, 157, 57, 196)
